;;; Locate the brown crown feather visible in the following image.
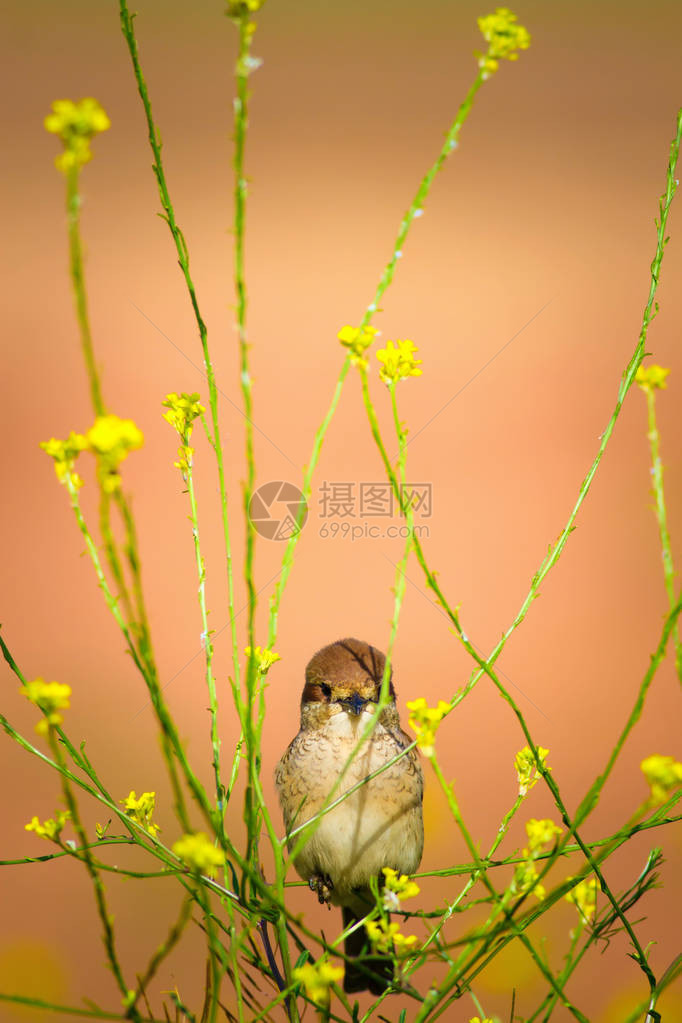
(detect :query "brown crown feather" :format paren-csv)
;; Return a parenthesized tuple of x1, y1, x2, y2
(302, 637, 395, 703)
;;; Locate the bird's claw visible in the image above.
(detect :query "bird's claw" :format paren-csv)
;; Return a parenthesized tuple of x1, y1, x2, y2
(309, 873, 334, 907)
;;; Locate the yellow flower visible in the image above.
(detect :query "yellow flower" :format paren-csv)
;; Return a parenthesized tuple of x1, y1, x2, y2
(121, 790, 160, 838)
(365, 918, 418, 955)
(515, 745, 549, 796)
(44, 98, 110, 172)
(406, 698, 450, 757)
(25, 810, 71, 842)
(511, 858, 545, 901)
(173, 444, 194, 475)
(477, 8, 531, 76)
(382, 867, 420, 899)
(376, 339, 423, 384)
(293, 959, 344, 1007)
(162, 394, 205, 475)
(525, 818, 562, 853)
(86, 415, 144, 462)
(381, 867, 420, 910)
(172, 832, 225, 876)
(469, 1017, 494, 1023)
(21, 678, 71, 734)
(41, 417, 143, 493)
(162, 392, 205, 436)
(635, 364, 670, 391)
(40, 432, 88, 489)
(640, 754, 682, 805)
(244, 645, 281, 674)
(564, 875, 599, 924)
(337, 324, 378, 368)
(510, 816, 560, 902)
(86, 415, 144, 493)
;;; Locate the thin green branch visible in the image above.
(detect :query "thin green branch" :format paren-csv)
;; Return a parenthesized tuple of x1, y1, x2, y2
(357, 109, 682, 736)
(118, 0, 242, 706)
(48, 729, 137, 1017)
(266, 60, 491, 653)
(229, 9, 261, 880)
(65, 163, 105, 416)
(643, 382, 682, 681)
(420, 757, 589, 1023)
(186, 443, 223, 813)
(575, 596, 682, 825)
(0, 992, 161, 1022)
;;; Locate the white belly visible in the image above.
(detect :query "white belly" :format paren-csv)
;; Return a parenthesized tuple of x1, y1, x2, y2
(284, 710, 423, 898)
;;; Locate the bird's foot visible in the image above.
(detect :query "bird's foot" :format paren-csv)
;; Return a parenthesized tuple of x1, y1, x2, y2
(309, 873, 334, 907)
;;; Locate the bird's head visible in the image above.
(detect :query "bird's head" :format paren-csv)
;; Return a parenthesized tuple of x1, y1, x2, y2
(300, 637, 397, 729)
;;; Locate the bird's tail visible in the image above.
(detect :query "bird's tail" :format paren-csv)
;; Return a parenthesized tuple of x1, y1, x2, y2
(342, 906, 394, 995)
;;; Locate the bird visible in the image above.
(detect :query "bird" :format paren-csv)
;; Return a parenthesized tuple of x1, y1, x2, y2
(275, 637, 424, 994)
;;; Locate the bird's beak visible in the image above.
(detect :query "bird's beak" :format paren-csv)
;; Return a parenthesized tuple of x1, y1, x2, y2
(341, 692, 368, 716)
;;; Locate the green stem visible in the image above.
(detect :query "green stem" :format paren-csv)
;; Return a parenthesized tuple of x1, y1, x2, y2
(184, 440, 223, 813)
(118, 0, 242, 708)
(62, 473, 223, 840)
(444, 797, 678, 994)
(358, 109, 682, 737)
(66, 163, 105, 416)
(644, 383, 682, 681)
(48, 730, 137, 1017)
(230, 8, 261, 878)
(0, 993, 159, 1022)
(420, 757, 589, 1023)
(267, 65, 490, 656)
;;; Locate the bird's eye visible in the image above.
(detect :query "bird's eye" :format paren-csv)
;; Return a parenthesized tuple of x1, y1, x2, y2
(320, 683, 332, 700)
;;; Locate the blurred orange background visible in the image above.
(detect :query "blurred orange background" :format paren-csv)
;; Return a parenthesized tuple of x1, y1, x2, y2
(2, 1, 682, 1020)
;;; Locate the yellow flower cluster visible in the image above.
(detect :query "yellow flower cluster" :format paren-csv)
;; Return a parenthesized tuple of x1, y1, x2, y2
(293, 959, 344, 1007)
(337, 324, 378, 368)
(41, 415, 144, 495)
(244, 645, 281, 674)
(381, 867, 420, 910)
(365, 918, 418, 955)
(382, 867, 420, 899)
(87, 415, 143, 462)
(635, 364, 670, 391)
(172, 832, 225, 876)
(511, 817, 562, 902)
(406, 698, 450, 757)
(376, 339, 423, 385)
(88, 416, 144, 493)
(21, 678, 72, 734)
(162, 392, 205, 475)
(515, 745, 549, 796)
(44, 98, 110, 172)
(640, 754, 682, 805)
(477, 8, 531, 75)
(511, 857, 546, 902)
(525, 817, 562, 853)
(564, 875, 599, 924)
(162, 392, 205, 434)
(470, 1017, 494, 1023)
(121, 791, 160, 838)
(25, 810, 71, 842)
(39, 432, 88, 489)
